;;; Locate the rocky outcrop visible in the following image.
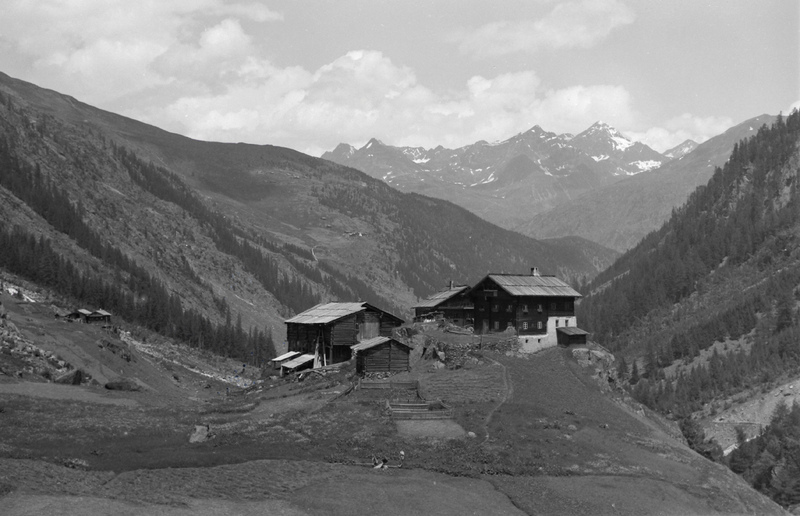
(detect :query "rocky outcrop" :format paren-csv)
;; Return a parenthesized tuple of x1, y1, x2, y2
(572, 346, 618, 388)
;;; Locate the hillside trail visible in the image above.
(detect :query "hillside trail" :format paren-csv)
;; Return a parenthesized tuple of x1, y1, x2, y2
(481, 356, 513, 444)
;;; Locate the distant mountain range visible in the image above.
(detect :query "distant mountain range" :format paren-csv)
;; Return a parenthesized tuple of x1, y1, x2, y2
(518, 115, 775, 251)
(323, 122, 670, 230)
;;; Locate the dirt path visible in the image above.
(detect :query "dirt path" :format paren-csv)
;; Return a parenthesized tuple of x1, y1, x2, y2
(481, 356, 513, 444)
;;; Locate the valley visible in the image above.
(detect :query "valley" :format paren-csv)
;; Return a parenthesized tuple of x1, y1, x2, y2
(0, 67, 798, 515)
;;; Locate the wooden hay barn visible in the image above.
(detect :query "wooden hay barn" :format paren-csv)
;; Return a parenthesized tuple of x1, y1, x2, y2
(285, 302, 404, 366)
(351, 336, 411, 375)
(68, 309, 112, 324)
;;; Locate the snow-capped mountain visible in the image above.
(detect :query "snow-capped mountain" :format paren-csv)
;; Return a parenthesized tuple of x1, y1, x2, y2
(322, 122, 668, 229)
(569, 121, 666, 175)
(663, 139, 699, 160)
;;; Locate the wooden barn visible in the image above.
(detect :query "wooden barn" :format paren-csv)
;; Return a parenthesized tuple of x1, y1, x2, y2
(556, 327, 589, 346)
(285, 302, 404, 366)
(351, 336, 411, 374)
(67, 309, 112, 324)
(413, 282, 473, 326)
(470, 268, 581, 348)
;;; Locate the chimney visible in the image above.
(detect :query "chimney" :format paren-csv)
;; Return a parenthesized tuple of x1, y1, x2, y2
(531, 267, 540, 277)
(449, 279, 454, 289)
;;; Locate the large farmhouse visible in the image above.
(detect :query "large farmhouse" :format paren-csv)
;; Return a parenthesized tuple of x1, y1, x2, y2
(285, 302, 404, 366)
(413, 282, 472, 326)
(470, 268, 582, 352)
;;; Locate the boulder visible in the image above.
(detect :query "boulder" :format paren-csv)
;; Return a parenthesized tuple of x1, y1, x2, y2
(189, 424, 213, 443)
(105, 378, 141, 391)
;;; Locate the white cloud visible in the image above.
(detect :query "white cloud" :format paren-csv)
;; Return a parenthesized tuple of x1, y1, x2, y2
(628, 114, 734, 152)
(0, 1, 639, 155)
(0, 0, 282, 103)
(133, 50, 636, 155)
(455, 0, 635, 57)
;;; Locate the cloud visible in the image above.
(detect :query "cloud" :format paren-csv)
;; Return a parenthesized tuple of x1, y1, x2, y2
(628, 114, 734, 152)
(132, 49, 636, 155)
(0, 2, 639, 155)
(0, 1, 282, 102)
(454, 0, 635, 57)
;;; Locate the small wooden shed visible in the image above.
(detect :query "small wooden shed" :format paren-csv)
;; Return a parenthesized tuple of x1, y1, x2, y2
(556, 327, 589, 346)
(270, 351, 300, 370)
(351, 336, 411, 375)
(280, 353, 315, 376)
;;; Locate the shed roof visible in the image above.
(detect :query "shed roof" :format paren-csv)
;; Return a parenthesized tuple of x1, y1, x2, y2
(271, 351, 301, 363)
(285, 302, 404, 325)
(556, 327, 589, 336)
(483, 274, 581, 298)
(351, 336, 411, 352)
(77, 308, 92, 316)
(94, 309, 112, 317)
(281, 354, 315, 370)
(414, 285, 470, 309)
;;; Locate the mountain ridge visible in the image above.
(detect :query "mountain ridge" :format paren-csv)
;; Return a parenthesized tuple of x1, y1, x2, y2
(322, 120, 667, 229)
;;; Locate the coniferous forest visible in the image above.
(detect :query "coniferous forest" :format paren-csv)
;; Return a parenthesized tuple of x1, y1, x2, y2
(578, 109, 800, 506)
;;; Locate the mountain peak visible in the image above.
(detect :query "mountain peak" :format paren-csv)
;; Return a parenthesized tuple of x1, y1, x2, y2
(361, 137, 385, 150)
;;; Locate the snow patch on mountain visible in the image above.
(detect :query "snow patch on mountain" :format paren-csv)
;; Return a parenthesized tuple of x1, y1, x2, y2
(611, 135, 634, 151)
(630, 160, 662, 172)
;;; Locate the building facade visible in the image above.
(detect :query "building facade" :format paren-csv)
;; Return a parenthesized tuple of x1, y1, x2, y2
(470, 269, 581, 352)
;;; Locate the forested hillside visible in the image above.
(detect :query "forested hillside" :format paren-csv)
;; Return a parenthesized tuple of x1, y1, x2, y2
(577, 110, 800, 507)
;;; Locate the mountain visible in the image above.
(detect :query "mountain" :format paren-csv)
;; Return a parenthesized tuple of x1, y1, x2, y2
(0, 71, 615, 353)
(577, 110, 800, 508)
(569, 121, 667, 175)
(663, 139, 699, 160)
(322, 123, 667, 229)
(518, 115, 776, 251)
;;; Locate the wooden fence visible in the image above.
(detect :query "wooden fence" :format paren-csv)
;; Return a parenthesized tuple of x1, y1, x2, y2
(359, 379, 419, 390)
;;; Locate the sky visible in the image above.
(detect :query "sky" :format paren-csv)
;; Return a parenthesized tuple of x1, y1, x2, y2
(0, 0, 798, 156)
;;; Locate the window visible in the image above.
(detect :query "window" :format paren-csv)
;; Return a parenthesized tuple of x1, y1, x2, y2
(492, 304, 499, 312)
(537, 321, 543, 330)
(506, 304, 512, 313)
(522, 322, 528, 330)
(522, 304, 528, 314)
(507, 321, 513, 329)
(555, 319, 559, 327)
(537, 304, 542, 313)
(551, 302, 557, 310)
(493, 321, 500, 330)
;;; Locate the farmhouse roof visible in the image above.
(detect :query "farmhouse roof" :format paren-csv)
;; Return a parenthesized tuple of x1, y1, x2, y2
(285, 302, 403, 325)
(94, 309, 112, 316)
(414, 285, 470, 309)
(483, 274, 581, 298)
(77, 308, 92, 316)
(351, 336, 411, 352)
